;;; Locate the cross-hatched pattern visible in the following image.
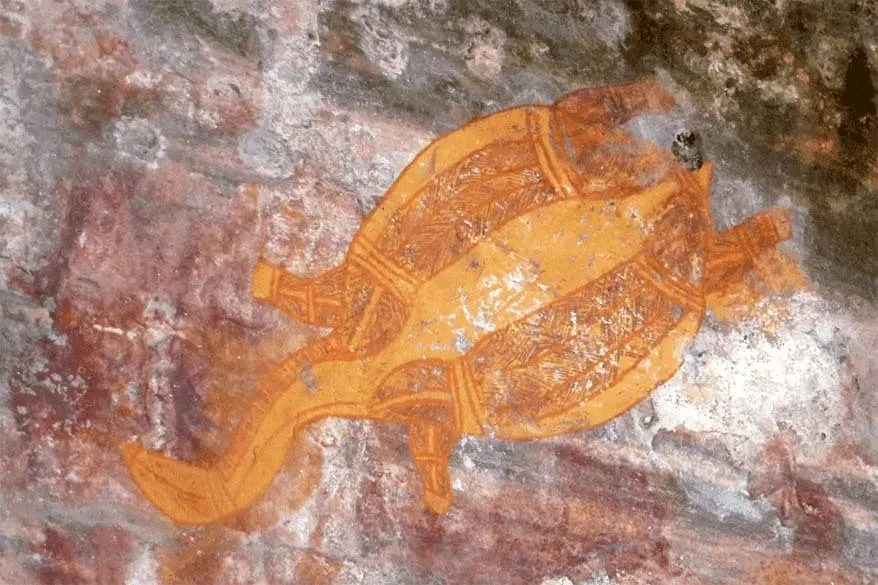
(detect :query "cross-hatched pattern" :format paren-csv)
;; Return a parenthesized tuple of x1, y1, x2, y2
(648, 187, 711, 285)
(554, 111, 675, 197)
(377, 138, 560, 280)
(468, 257, 688, 428)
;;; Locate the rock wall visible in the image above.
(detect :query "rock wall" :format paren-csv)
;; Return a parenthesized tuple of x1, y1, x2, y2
(1, 1, 877, 584)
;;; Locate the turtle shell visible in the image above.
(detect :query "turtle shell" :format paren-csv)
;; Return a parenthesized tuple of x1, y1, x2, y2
(371, 162, 715, 439)
(122, 82, 793, 526)
(329, 83, 718, 437)
(463, 173, 715, 438)
(350, 90, 682, 288)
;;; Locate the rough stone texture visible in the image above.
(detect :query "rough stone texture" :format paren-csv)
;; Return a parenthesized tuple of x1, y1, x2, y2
(1, 1, 877, 584)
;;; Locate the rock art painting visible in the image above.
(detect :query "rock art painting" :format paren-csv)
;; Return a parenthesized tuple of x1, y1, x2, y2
(123, 80, 794, 525)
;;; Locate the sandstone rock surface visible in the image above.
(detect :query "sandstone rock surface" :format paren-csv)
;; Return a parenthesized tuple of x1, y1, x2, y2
(1, 1, 877, 584)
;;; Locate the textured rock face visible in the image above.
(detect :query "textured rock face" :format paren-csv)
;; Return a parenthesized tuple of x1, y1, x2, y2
(0, 1, 877, 584)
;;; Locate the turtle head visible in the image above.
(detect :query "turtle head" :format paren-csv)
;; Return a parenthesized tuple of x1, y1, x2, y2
(672, 129, 704, 171)
(671, 129, 713, 198)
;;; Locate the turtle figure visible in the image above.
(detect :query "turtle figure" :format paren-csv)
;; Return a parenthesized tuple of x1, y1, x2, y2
(124, 80, 793, 524)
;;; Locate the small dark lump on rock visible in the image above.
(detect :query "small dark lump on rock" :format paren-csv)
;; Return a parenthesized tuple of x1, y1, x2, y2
(672, 129, 704, 171)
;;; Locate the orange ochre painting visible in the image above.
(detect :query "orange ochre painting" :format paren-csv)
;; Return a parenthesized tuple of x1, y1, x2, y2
(123, 80, 796, 524)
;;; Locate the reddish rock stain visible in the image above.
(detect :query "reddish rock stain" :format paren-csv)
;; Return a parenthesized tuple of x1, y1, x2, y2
(8, 149, 265, 497)
(58, 73, 164, 134)
(16, 173, 146, 442)
(755, 558, 856, 585)
(393, 444, 676, 585)
(33, 528, 88, 585)
(87, 526, 135, 585)
(292, 552, 341, 585)
(791, 478, 843, 553)
(0, 0, 25, 38)
(23, 22, 166, 133)
(752, 434, 845, 559)
(355, 470, 398, 555)
(28, 525, 133, 585)
(193, 81, 258, 136)
(159, 530, 242, 585)
(0, 13, 22, 37)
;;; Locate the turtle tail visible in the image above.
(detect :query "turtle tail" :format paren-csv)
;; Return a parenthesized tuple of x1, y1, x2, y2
(123, 442, 241, 525)
(123, 382, 309, 524)
(123, 347, 366, 525)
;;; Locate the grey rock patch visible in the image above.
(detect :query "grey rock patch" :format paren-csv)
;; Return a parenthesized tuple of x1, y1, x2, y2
(678, 472, 769, 524)
(584, 0, 631, 48)
(132, 0, 267, 61)
(462, 16, 507, 81)
(237, 127, 298, 179)
(351, 4, 410, 79)
(112, 117, 166, 166)
(843, 522, 878, 570)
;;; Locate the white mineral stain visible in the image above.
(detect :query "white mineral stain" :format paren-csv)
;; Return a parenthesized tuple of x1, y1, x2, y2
(651, 293, 849, 463)
(317, 419, 376, 556)
(453, 328, 472, 353)
(459, 291, 496, 334)
(125, 547, 159, 585)
(583, 573, 615, 585)
(351, 0, 413, 8)
(112, 117, 167, 168)
(678, 473, 769, 522)
(502, 266, 526, 292)
(92, 323, 128, 336)
(140, 298, 185, 450)
(456, 263, 551, 338)
(582, 0, 631, 48)
(540, 577, 574, 585)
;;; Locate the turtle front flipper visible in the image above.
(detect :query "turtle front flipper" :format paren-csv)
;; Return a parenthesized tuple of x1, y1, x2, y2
(123, 408, 310, 526)
(122, 388, 306, 525)
(252, 259, 348, 327)
(703, 208, 793, 295)
(553, 79, 676, 127)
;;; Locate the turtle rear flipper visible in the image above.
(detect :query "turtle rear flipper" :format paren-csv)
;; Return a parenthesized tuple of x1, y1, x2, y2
(252, 259, 348, 327)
